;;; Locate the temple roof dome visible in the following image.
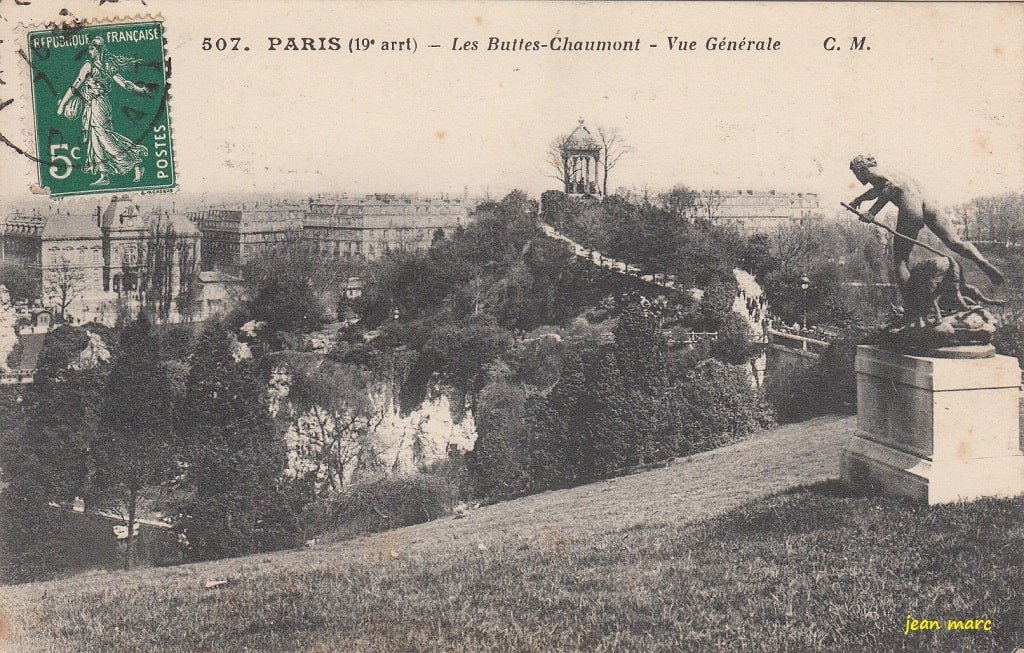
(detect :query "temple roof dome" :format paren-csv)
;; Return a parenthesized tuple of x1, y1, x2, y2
(564, 119, 600, 151)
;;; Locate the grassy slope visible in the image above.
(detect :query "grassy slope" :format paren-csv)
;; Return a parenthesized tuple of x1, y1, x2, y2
(1, 414, 1021, 652)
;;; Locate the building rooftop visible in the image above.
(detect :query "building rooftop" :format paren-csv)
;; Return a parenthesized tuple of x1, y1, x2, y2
(40, 213, 102, 240)
(101, 195, 142, 231)
(144, 211, 201, 236)
(0, 213, 46, 229)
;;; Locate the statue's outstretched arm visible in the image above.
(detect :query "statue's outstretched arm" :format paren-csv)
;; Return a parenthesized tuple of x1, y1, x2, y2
(850, 186, 881, 208)
(866, 195, 890, 217)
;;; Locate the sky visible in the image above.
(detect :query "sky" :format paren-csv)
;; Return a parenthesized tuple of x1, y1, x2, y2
(1, 1, 1022, 210)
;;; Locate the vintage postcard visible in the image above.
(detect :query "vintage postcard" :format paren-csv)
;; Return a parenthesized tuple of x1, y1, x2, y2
(0, 2, 1022, 652)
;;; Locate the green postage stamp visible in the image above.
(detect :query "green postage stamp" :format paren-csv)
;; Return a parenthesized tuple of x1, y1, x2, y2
(27, 20, 175, 197)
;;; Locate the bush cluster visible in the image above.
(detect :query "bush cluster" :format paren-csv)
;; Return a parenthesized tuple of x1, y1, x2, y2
(993, 307, 1024, 369)
(316, 469, 465, 541)
(467, 307, 775, 499)
(764, 330, 862, 423)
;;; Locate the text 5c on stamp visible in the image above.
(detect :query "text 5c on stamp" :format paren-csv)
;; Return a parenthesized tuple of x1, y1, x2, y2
(27, 20, 175, 198)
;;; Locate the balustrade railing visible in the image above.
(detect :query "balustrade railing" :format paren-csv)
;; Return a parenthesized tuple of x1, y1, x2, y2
(766, 328, 830, 354)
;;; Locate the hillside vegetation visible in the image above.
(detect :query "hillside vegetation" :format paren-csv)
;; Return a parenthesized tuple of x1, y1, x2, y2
(3, 415, 1021, 653)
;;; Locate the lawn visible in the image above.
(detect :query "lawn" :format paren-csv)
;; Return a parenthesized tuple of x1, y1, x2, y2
(1, 415, 1020, 652)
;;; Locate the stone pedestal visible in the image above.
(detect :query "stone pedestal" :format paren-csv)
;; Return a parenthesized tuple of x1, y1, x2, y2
(841, 345, 1024, 504)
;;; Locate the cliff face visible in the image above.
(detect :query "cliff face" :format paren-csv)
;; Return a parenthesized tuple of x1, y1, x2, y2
(268, 366, 477, 487)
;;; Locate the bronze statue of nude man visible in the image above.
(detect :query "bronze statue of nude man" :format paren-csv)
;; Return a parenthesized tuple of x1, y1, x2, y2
(848, 155, 1004, 288)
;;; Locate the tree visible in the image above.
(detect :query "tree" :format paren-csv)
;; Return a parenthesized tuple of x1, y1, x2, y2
(962, 192, 1024, 246)
(692, 189, 725, 221)
(0, 327, 109, 582)
(0, 386, 63, 583)
(710, 312, 760, 365)
(738, 233, 778, 280)
(613, 304, 668, 393)
(177, 322, 293, 560)
(0, 263, 38, 303)
(44, 256, 85, 322)
(241, 239, 356, 334)
(251, 276, 326, 338)
(242, 239, 354, 300)
(284, 359, 386, 494)
(668, 359, 775, 455)
(657, 185, 698, 219)
(547, 132, 579, 191)
(523, 308, 675, 488)
(764, 264, 852, 328)
(466, 381, 536, 498)
(412, 314, 514, 418)
(595, 126, 633, 197)
(25, 326, 107, 503)
(769, 222, 826, 274)
(697, 280, 738, 330)
(92, 316, 176, 569)
(139, 216, 200, 321)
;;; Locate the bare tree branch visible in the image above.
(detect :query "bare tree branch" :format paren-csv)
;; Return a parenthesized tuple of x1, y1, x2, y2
(692, 189, 725, 221)
(595, 126, 633, 197)
(770, 222, 826, 274)
(546, 133, 579, 189)
(43, 255, 85, 322)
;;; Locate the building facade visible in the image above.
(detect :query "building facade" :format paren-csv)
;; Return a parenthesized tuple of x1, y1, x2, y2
(190, 195, 472, 273)
(305, 195, 470, 261)
(187, 207, 304, 275)
(0, 212, 45, 267)
(698, 190, 823, 235)
(0, 196, 201, 324)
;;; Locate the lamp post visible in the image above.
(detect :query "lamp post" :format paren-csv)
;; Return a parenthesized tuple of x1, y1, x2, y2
(798, 275, 810, 331)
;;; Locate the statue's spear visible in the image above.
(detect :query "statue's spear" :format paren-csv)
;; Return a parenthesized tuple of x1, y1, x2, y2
(840, 202, 948, 258)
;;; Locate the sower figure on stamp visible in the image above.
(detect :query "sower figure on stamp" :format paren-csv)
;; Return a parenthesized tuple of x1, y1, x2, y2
(56, 37, 150, 187)
(847, 154, 1005, 290)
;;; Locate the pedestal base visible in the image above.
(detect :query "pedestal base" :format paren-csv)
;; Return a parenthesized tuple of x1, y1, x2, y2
(841, 345, 1024, 505)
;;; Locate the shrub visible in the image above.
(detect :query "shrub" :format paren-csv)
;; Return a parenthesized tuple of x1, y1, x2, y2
(710, 312, 760, 365)
(318, 473, 461, 541)
(763, 364, 821, 424)
(669, 359, 775, 456)
(765, 330, 862, 423)
(5, 339, 23, 369)
(420, 453, 472, 504)
(993, 307, 1024, 369)
(466, 382, 535, 498)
